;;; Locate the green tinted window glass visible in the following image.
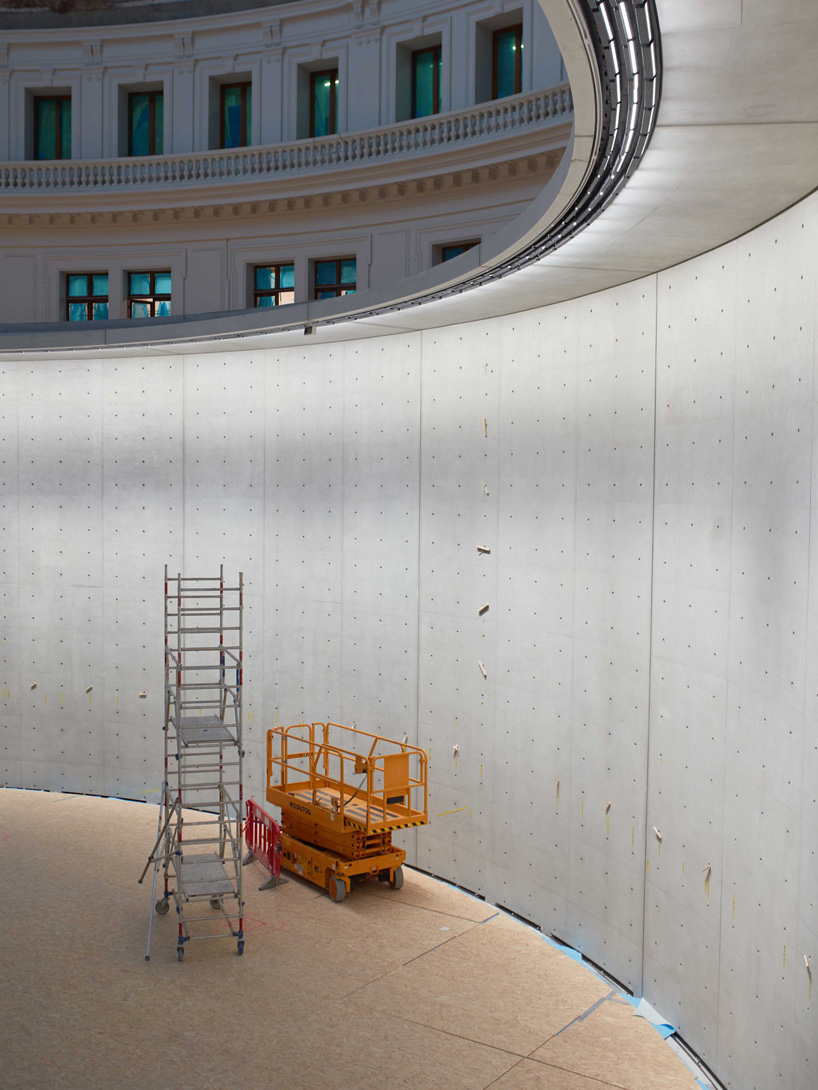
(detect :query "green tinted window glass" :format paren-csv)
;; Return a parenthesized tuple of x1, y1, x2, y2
(280, 264, 295, 289)
(222, 84, 250, 148)
(223, 86, 242, 147)
(155, 272, 172, 295)
(316, 290, 336, 300)
(256, 294, 275, 308)
(36, 99, 57, 159)
(35, 97, 71, 159)
(340, 260, 356, 284)
(256, 266, 275, 291)
(154, 94, 164, 155)
(92, 302, 109, 321)
(494, 28, 521, 98)
(312, 72, 337, 137)
(67, 275, 87, 298)
(412, 48, 441, 118)
(157, 300, 171, 317)
(315, 261, 336, 286)
(61, 101, 71, 158)
(130, 272, 150, 295)
(92, 274, 108, 296)
(130, 93, 151, 156)
(68, 302, 87, 321)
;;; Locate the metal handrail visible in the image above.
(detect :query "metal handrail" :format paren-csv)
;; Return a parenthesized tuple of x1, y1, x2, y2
(268, 721, 428, 833)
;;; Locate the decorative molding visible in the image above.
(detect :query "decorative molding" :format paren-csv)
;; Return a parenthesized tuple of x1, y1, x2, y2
(82, 42, 102, 66)
(0, 147, 549, 230)
(262, 21, 282, 48)
(174, 34, 193, 60)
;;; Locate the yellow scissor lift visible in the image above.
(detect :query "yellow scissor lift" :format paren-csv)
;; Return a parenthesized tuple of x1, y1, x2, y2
(266, 722, 428, 902)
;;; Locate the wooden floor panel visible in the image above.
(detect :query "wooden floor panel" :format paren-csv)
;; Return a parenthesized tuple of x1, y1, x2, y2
(0, 789, 700, 1090)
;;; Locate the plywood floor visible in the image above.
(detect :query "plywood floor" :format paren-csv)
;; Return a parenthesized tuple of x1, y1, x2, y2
(0, 789, 701, 1090)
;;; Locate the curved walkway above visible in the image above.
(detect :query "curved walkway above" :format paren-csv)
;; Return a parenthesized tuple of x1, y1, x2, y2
(4, 0, 818, 354)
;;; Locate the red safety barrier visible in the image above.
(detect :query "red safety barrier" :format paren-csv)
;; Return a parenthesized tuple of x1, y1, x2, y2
(244, 797, 282, 889)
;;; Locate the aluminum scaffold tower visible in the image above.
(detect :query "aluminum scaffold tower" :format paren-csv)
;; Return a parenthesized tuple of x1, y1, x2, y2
(140, 566, 245, 961)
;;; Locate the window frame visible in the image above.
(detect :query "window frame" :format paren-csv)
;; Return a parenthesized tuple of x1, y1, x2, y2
(127, 270, 172, 319)
(411, 45, 441, 119)
(64, 273, 109, 322)
(253, 262, 296, 308)
(309, 68, 339, 138)
(219, 81, 252, 149)
(313, 257, 357, 300)
(34, 94, 71, 161)
(128, 89, 163, 157)
(492, 23, 523, 99)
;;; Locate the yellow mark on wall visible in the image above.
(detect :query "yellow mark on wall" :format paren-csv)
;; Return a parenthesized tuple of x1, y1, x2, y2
(682, 860, 685, 876)
(249, 711, 254, 723)
(556, 780, 560, 812)
(480, 763, 483, 778)
(581, 798, 584, 820)
(658, 841, 662, 858)
(783, 945, 787, 969)
(646, 860, 650, 873)
(44, 692, 47, 705)
(436, 805, 473, 819)
(705, 871, 711, 900)
(1, 688, 10, 699)
(116, 692, 119, 707)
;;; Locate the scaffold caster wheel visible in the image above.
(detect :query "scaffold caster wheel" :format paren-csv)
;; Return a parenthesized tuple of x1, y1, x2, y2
(155, 898, 170, 915)
(177, 946, 184, 962)
(329, 876, 346, 903)
(389, 867, 404, 890)
(210, 897, 221, 910)
(237, 940, 244, 956)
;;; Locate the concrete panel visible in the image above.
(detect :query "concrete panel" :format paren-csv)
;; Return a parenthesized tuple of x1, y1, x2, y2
(417, 319, 500, 896)
(183, 350, 266, 782)
(340, 336, 421, 742)
(0, 359, 20, 788)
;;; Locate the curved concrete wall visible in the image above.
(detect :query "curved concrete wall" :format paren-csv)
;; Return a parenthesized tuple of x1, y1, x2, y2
(2, 190, 817, 1090)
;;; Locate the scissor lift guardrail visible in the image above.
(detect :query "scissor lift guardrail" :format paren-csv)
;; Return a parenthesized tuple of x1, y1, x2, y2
(140, 566, 245, 961)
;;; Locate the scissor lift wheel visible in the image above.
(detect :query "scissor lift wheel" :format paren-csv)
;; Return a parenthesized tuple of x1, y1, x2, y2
(329, 876, 347, 903)
(390, 866, 404, 890)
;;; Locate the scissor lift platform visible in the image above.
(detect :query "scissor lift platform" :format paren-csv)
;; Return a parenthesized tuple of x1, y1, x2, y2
(267, 721, 428, 901)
